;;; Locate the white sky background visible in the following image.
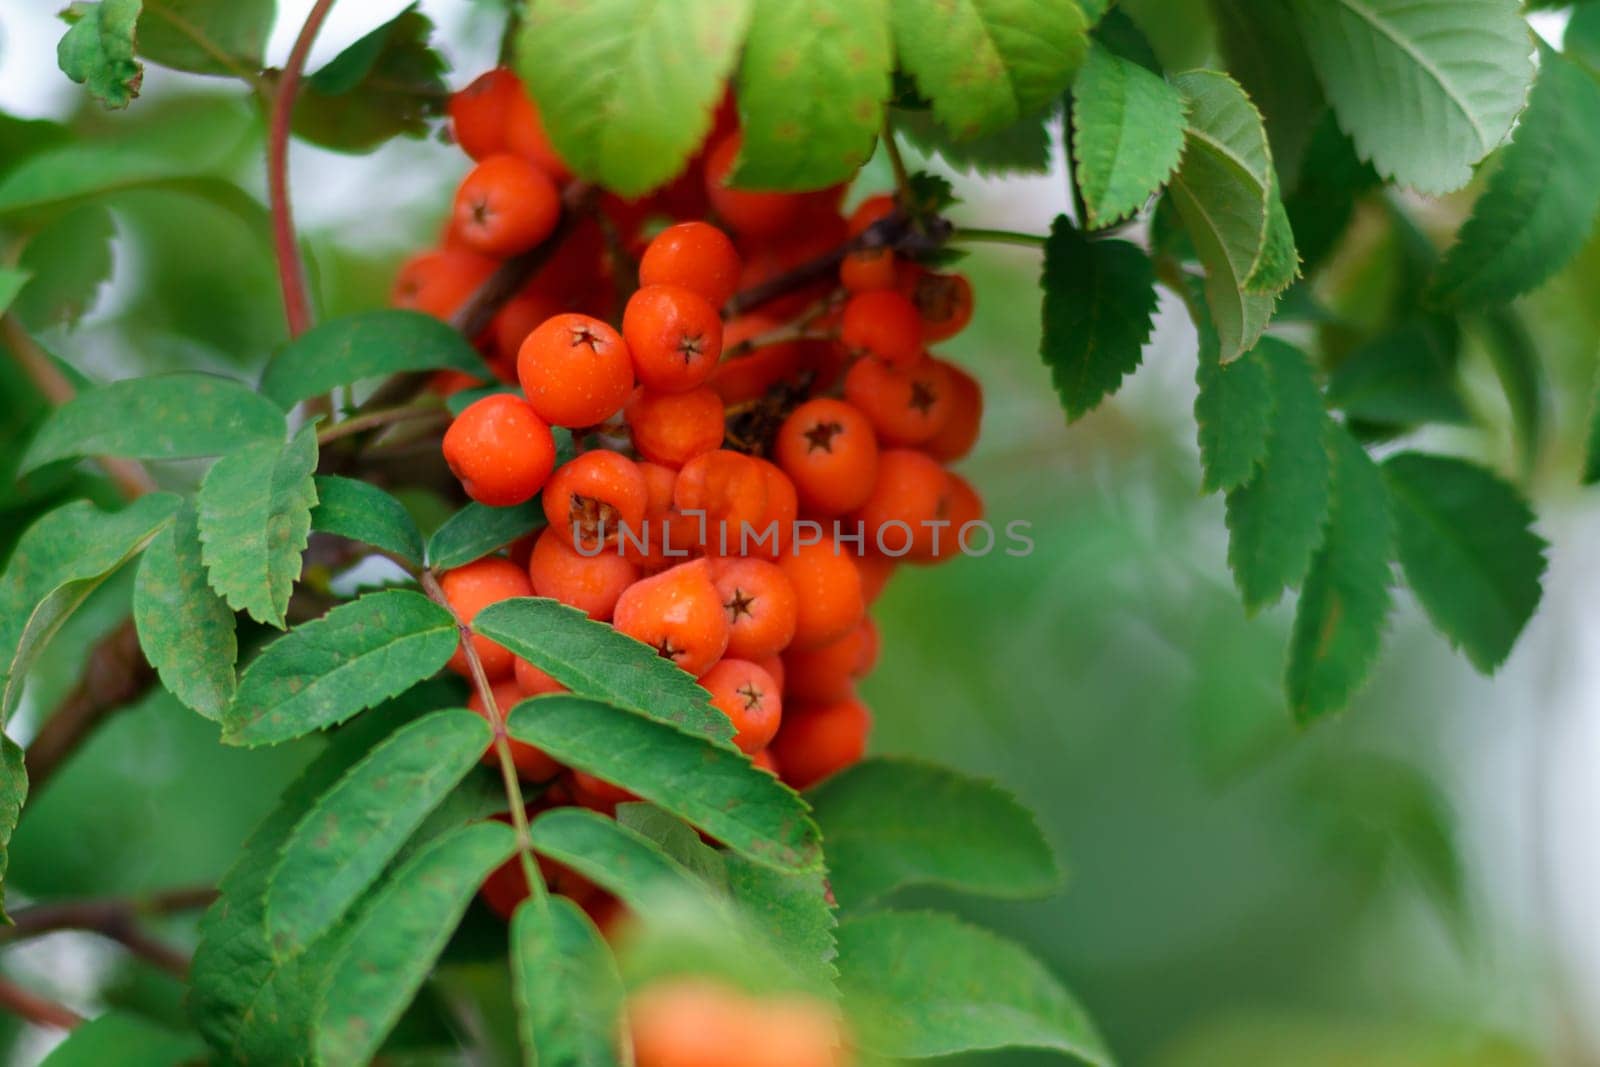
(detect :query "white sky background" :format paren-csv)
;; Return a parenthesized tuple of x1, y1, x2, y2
(1, 2, 1599, 1059)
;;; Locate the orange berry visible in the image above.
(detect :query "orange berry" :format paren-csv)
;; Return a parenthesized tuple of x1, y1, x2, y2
(753, 748, 781, 776)
(613, 558, 731, 676)
(391, 249, 497, 322)
(847, 193, 896, 236)
(504, 87, 571, 181)
(749, 458, 798, 559)
(527, 525, 639, 620)
(704, 132, 807, 239)
(481, 847, 598, 922)
(629, 980, 848, 1067)
(623, 284, 724, 393)
(453, 154, 561, 257)
(700, 658, 782, 753)
(622, 461, 682, 572)
(449, 68, 519, 161)
(491, 289, 562, 367)
(569, 769, 638, 814)
(840, 247, 897, 293)
(839, 289, 924, 369)
(782, 619, 876, 705)
(443, 394, 557, 507)
(440, 557, 533, 680)
(518, 313, 635, 427)
(626, 387, 726, 468)
(854, 553, 896, 605)
(673, 450, 769, 554)
(843, 355, 952, 446)
(775, 398, 880, 516)
(468, 680, 561, 782)
(898, 264, 974, 342)
(778, 537, 864, 650)
(639, 221, 742, 308)
(711, 557, 798, 659)
(542, 450, 649, 550)
(709, 314, 806, 404)
(925, 470, 984, 564)
(753, 653, 786, 694)
(854, 449, 954, 560)
(514, 656, 568, 696)
(922, 360, 982, 463)
(773, 695, 872, 790)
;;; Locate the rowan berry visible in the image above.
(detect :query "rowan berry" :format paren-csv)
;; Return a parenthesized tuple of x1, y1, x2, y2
(622, 461, 681, 571)
(704, 132, 808, 239)
(629, 980, 847, 1067)
(481, 848, 598, 921)
(854, 553, 896, 605)
(453, 154, 561, 257)
(504, 87, 571, 181)
(468, 680, 561, 782)
(779, 537, 864, 650)
(839, 290, 924, 368)
(514, 656, 567, 696)
(518, 313, 635, 427)
(710, 557, 798, 659)
(391, 248, 497, 322)
(772, 694, 872, 790)
(898, 264, 974, 342)
(775, 398, 880, 516)
(700, 658, 782, 754)
(922, 360, 982, 462)
(569, 769, 639, 814)
(626, 387, 725, 468)
(673, 450, 769, 553)
(492, 289, 562, 367)
(843, 355, 953, 446)
(443, 394, 557, 507)
(840, 247, 898, 293)
(542, 450, 650, 550)
(449, 68, 520, 161)
(926, 470, 984, 564)
(753, 653, 785, 694)
(639, 221, 742, 308)
(854, 449, 954, 560)
(527, 525, 639, 620)
(623, 284, 724, 393)
(782, 618, 877, 705)
(709, 314, 806, 404)
(750, 458, 799, 559)
(736, 213, 849, 319)
(847, 193, 896, 236)
(752, 748, 780, 776)
(440, 557, 533, 680)
(613, 558, 731, 676)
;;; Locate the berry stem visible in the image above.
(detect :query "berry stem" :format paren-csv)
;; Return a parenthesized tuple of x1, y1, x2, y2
(724, 213, 920, 318)
(316, 397, 449, 446)
(0, 977, 81, 1031)
(723, 320, 838, 361)
(419, 569, 549, 905)
(267, 0, 338, 341)
(948, 227, 1049, 250)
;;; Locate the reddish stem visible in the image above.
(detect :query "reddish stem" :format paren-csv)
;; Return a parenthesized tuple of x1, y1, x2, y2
(268, 0, 338, 339)
(0, 978, 81, 1031)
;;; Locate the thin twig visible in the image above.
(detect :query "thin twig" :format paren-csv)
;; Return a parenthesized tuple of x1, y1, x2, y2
(2, 887, 217, 944)
(723, 321, 837, 361)
(948, 227, 1048, 250)
(723, 214, 920, 319)
(317, 401, 448, 446)
(0, 978, 81, 1031)
(22, 620, 153, 797)
(267, 0, 338, 340)
(881, 121, 912, 199)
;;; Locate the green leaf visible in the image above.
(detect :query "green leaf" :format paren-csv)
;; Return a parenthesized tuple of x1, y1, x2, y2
(1289, 0, 1534, 194)
(10, 204, 115, 328)
(197, 424, 319, 629)
(293, 6, 449, 154)
(1286, 113, 1379, 272)
(190, 688, 450, 1063)
(1245, 183, 1300, 292)
(1192, 282, 1273, 493)
(1224, 339, 1332, 610)
(133, 499, 238, 719)
(0, 493, 179, 720)
(1167, 71, 1280, 360)
(837, 910, 1112, 1064)
(425, 500, 547, 572)
(1571, 7, 1600, 78)
(1478, 306, 1544, 469)
(315, 821, 517, 1066)
(473, 597, 732, 744)
(1070, 41, 1187, 226)
(517, 0, 756, 197)
(1212, 0, 1325, 183)
(57, 0, 144, 109)
(21, 372, 286, 476)
(1434, 51, 1600, 305)
(508, 695, 822, 872)
(37, 1011, 204, 1067)
(617, 802, 729, 887)
(1381, 453, 1546, 673)
(311, 475, 425, 566)
(1, 736, 26, 921)
(0, 268, 28, 315)
(1585, 368, 1600, 485)
(1287, 427, 1393, 722)
(1325, 320, 1469, 428)
(732, 0, 892, 189)
(137, 0, 273, 77)
(809, 757, 1060, 909)
(259, 310, 489, 410)
(1039, 216, 1158, 421)
(266, 708, 490, 958)
(529, 806, 703, 909)
(512, 896, 626, 1067)
(890, 0, 1089, 140)
(223, 589, 459, 746)
(722, 853, 838, 988)
(896, 107, 1054, 176)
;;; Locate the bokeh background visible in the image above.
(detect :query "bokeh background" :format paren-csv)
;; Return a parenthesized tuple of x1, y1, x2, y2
(2, 2, 1599, 1064)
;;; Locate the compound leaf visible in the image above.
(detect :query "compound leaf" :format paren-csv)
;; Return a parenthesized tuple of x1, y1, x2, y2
(259, 310, 488, 410)
(425, 500, 547, 572)
(1070, 40, 1187, 226)
(134, 499, 238, 719)
(512, 895, 626, 1067)
(311, 475, 424, 567)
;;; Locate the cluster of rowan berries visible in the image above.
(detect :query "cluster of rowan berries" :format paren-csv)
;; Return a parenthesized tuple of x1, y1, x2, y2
(392, 70, 982, 955)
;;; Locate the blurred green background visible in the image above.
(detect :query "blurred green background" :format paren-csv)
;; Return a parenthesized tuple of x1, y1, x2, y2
(4, 3, 1600, 1065)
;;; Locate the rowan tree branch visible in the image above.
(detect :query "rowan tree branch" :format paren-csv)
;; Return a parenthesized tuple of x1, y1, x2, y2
(0, 886, 214, 979)
(0, 978, 81, 1031)
(21, 619, 152, 797)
